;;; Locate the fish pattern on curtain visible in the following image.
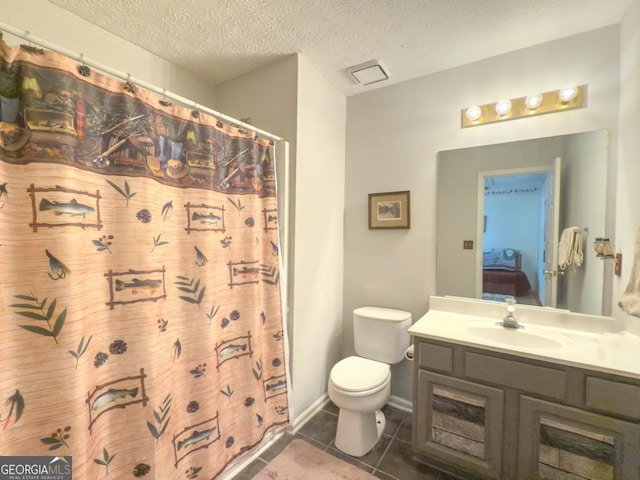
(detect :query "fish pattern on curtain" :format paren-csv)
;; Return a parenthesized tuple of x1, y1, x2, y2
(0, 37, 289, 479)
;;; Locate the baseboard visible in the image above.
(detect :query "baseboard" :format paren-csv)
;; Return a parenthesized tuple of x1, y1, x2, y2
(387, 395, 413, 413)
(288, 392, 330, 433)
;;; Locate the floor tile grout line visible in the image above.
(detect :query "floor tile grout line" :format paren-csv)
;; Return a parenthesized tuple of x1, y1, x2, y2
(373, 412, 410, 480)
(374, 435, 396, 470)
(348, 456, 381, 475)
(372, 450, 404, 480)
(295, 429, 330, 448)
(393, 413, 411, 444)
(387, 412, 405, 438)
(372, 467, 401, 480)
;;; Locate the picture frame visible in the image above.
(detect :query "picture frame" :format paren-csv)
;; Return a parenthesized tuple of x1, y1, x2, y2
(368, 191, 410, 229)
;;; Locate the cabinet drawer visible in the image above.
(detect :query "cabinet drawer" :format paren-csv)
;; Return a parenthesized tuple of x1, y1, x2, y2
(585, 376, 640, 420)
(464, 352, 566, 400)
(418, 342, 453, 373)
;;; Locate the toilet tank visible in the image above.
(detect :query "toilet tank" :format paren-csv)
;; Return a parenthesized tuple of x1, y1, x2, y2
(353, 306, 412, 364)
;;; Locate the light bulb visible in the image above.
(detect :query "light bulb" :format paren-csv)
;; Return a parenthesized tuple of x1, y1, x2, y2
(495, 99, 512, 116)
(558, 85, 578, 103)
(525, 93, 543, 110)
(465, 105, 482, 122)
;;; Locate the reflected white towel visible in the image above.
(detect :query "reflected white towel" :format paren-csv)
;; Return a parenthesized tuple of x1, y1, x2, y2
(619, 227, 640, 318)
(574, 231, 584, 266)
(558, 227, 584, 270)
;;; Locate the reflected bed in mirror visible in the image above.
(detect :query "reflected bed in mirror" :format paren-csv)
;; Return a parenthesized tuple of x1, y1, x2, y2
(437, 130, 610, 316)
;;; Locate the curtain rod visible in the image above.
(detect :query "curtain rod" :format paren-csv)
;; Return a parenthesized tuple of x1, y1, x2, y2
(0, 21, 284, 143)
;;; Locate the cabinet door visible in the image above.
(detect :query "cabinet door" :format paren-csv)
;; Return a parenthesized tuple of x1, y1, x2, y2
(415, 370, 504, 479)
(518, 396, 640, 480)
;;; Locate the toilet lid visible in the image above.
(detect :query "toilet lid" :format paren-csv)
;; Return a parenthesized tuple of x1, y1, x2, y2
(330, 356, 390, 392)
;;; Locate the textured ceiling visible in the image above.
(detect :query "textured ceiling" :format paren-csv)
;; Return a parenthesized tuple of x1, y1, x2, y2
(50, 0, 632, 96)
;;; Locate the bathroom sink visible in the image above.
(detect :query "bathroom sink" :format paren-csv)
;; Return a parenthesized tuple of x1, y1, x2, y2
(464, 324, 564, 349)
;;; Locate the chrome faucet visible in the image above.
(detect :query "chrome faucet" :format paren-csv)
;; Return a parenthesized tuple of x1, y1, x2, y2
(499, 298, 521, 329)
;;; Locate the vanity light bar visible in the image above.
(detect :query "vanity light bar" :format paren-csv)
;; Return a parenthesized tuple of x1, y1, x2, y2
(461, 85, 587, 128)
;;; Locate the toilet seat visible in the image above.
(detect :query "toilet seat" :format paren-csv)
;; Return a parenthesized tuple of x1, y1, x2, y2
(330, 356, 390, 393)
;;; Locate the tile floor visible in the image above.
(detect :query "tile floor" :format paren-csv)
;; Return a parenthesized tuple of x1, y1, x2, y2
(234, 402, 460, 480)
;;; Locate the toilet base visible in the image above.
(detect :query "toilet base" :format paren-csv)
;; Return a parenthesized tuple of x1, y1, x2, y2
(335, 408, 386, 457)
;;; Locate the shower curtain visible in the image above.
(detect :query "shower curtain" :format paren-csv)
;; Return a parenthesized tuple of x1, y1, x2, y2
(0, 37, 289, 479)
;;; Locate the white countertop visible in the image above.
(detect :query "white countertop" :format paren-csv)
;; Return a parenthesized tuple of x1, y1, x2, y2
(409, 296, 640, 380)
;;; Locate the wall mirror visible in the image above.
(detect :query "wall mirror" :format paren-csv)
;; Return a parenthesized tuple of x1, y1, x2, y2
(436, 130, 611, 316)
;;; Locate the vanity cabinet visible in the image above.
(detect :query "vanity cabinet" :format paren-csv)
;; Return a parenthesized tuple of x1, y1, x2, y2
(412, 338, 640, 480)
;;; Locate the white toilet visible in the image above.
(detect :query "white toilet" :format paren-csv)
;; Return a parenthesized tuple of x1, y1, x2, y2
(328, 306, 412, 457)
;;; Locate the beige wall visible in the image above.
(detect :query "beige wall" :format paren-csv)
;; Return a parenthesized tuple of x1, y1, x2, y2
(291, 57, 346, 415)
(345, 25, 621, 403)
(215, 55, 298, 144)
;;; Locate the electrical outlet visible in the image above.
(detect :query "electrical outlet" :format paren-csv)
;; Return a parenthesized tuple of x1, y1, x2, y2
(463, 240, 474, 250)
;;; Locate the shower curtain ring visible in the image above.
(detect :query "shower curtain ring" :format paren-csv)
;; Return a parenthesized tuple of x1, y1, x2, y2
(124, 73, 136, 94)
(159, 89, 173, 107)
(78, 53, 91, 77)
(21, 31, 42, 54)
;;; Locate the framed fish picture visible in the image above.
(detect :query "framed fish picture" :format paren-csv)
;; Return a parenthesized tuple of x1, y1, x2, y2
(368, 191, 410, 229)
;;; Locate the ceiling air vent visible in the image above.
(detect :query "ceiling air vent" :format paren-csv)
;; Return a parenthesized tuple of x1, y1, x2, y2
(348, 60, 389, 86)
